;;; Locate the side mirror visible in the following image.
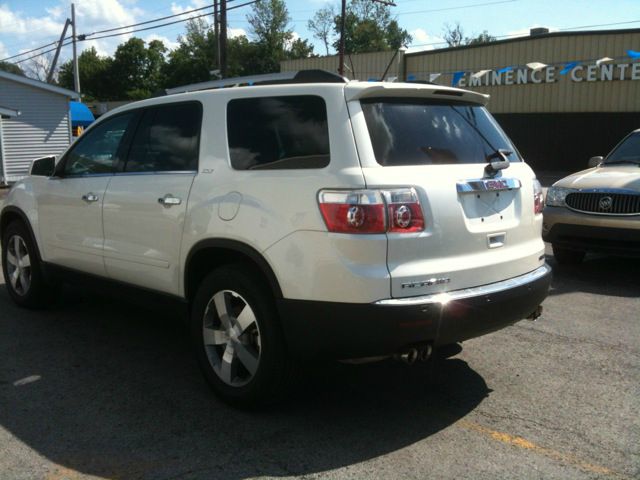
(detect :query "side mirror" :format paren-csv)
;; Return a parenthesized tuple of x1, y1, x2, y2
(30, 156, 56, 177)
(588, 156, 603, 168)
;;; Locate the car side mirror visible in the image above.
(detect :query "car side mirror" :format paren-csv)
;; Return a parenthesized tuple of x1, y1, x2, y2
(30, 156, 56, 177)
(588, 156, 603, 168)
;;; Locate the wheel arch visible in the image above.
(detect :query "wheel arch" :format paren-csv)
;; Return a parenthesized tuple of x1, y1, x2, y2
(184, 239, 283, 302)
(0, 206, 42, 261)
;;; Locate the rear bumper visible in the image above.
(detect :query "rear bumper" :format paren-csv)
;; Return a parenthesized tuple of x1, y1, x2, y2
(277, 264, 552, 359)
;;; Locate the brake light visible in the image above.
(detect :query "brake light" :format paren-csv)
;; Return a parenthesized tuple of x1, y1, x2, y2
(533, 179, 543, 215)
(318, 188, 424, 234)
(386, 188, 425, 233)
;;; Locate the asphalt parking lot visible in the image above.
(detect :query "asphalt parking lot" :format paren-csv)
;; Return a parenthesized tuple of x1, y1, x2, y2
(0, 247, 638, 480)
(0, 185, 639, 479)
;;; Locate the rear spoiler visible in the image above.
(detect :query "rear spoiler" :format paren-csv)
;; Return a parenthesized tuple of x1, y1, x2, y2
(344, 82, 490, 106)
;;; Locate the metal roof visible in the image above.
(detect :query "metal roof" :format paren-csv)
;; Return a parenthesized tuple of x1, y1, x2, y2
(0, 70, 79, 99)
(0, 106, 20, 118)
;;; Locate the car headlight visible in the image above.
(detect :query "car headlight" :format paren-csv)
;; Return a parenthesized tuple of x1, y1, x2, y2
(545, 186, 575, 207)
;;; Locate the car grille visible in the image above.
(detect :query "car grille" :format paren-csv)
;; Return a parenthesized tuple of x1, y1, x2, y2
(565, 191, 640, 215)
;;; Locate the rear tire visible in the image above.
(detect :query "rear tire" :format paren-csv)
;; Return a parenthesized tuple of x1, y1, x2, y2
(1, 220, 52, 309)
(552, 245, 585, 265)
(190, 264, 293, 408)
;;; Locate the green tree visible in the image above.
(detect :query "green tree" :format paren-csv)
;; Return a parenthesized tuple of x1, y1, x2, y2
(58, 47, 111, 100)
(247, 0, 294, 72)
(286, 38, 315, 59)
(0, 61, 25, 76)
(443, 22, 464, 47)
(331, 0, 411, 54)
(308, 7, 335, 55)
(163, 18, 216, 88)
(443, 23, 496, 47)
(109, 38, 167, 99)
(466, 31, 497, 45)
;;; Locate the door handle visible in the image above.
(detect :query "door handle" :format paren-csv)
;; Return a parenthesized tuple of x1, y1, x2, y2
(158, 194, 182, 207)
(82, 193, 99, 203)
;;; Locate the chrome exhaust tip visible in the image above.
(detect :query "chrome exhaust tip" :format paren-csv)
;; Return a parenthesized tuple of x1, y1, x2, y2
(395, 348, 419, 365)
(526, 305, 543, 321)
(419, 345, 433, 362)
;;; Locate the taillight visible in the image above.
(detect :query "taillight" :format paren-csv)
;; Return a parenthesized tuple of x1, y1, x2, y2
(318, 188, 425, 234)
(385, 188, 424, 233)
(533, 179, 544, 215)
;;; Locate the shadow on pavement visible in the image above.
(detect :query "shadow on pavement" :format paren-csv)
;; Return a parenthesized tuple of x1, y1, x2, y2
(0, 286, 489, 480)
(546, 253, 640, 298)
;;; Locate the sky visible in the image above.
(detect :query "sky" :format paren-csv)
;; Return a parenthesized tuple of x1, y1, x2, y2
(1, 0, 639, 68)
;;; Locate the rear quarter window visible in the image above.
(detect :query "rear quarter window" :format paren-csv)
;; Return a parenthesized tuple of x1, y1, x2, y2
(361, 98, 521, 166)
(227, 95, 330, 170)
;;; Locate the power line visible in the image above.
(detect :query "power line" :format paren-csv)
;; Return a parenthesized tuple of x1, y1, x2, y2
(85, 11, 215, 40)
(399, 0, 517, 16)
(408, 19, 640, 48)
(1, 2, 228, 63)
(82, 4, 213, 38)
(12, 42, 72, 65)
(0, 39, 68, 63)
(84, 0, 258, 41)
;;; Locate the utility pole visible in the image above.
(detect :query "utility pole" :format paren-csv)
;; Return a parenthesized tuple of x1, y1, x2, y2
(214, 0, 220, 68)
(338, 0, 346, 76)
(214, 0, 219, 66)
(47, 18, 71, 84)
(219, 0, 227, 77)
(71, 3, 80, 94)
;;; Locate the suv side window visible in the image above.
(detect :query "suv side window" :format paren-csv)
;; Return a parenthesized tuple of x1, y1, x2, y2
(125, 102, 202, 173)
(227, 95, 330, 170)
(62, 113, 135, 176)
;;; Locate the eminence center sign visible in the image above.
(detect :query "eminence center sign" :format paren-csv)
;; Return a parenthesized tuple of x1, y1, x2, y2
(457, 62, 640, 87)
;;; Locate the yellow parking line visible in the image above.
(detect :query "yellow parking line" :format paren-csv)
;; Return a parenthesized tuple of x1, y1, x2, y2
(458, 419, 629, 478)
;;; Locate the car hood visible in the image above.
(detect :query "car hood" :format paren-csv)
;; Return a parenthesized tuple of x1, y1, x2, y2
(553, 165, 640, 191)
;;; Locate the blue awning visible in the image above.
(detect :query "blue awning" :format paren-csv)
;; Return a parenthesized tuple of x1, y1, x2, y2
(70, 101, 95, 127)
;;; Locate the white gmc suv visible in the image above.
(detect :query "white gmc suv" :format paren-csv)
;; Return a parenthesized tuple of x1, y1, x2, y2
(1, 70, 551, 406)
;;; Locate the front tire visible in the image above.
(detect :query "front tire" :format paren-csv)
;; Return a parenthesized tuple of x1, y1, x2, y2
(552, 245, 585, 265)
(1, 221, 51, 308)
(190, 264, 292, 407)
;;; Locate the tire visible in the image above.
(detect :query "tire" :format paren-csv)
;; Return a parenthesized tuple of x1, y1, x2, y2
(1, 220, 52, 309)
(552, 245, 585, 265)
(190, 264, 293, 407)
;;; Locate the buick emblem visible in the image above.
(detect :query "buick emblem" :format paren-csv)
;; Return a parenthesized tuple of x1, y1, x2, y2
(598, 196, 613, 211)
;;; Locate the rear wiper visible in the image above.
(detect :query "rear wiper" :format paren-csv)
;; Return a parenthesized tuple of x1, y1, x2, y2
(485, 149, 513, 176)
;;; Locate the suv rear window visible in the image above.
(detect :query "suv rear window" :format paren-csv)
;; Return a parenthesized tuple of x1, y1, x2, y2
(227, 95, 330, 170)
(361, 98, 521, 166)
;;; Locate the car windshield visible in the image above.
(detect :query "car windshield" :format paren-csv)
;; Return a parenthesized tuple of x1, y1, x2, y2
(360, 98, 521, 166)
(605, 132, 640, 164)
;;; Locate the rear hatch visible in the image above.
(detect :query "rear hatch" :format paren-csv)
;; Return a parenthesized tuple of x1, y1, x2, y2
(346, 84, 545, 298)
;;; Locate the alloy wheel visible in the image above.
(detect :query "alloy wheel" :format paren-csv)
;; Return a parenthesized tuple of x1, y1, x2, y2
(5, 235, 31, 296)
(202, 290, 262, 387)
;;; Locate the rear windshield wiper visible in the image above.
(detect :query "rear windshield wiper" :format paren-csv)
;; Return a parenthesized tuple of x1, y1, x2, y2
(485, 149, 513, 176)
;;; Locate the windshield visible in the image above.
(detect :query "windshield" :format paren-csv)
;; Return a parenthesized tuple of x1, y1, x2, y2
(361, 98, 521, 167)
(605, 132, 640, 164)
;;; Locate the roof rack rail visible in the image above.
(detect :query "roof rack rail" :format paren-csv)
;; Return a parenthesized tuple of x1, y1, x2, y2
(165, 69, 347, 95)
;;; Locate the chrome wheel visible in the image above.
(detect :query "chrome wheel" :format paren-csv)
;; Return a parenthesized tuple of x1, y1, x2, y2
(203, 290, 261, 387)
(6, 235, 31, 296)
